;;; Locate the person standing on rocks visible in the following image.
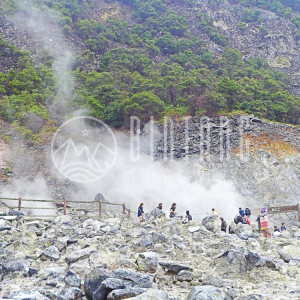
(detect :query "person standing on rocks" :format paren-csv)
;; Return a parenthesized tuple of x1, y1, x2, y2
(239, 207, 245, 217)
(220, 217, 227, 232)
(157, 203, 163, 210)
(170, 203, 178, 218)
(245, 207, 251, 219)
(256, 214, 261, 233)
(138, 203, 144, 221)
(260, 207, 271, 238)
(212, 208, 218, 215)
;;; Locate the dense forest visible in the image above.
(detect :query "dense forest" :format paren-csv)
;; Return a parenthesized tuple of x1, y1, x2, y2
(0, 0, 299, 140)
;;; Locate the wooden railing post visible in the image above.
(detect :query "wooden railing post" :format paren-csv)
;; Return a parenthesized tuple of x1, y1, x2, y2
(298, 204, 300, 222)
(99, 200, 102, 220)
(64, 198, 67, 215)
(128, 209, 131, 218)
(18, 197, 22, 211)
(123, 203, 125, 214)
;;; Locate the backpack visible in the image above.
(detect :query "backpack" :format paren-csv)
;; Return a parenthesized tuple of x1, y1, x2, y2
(188, 214, 192, 221)
(245, 208, 251, 215)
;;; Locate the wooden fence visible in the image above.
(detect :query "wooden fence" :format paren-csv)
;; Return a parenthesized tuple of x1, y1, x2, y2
(0, 197, 135, 220)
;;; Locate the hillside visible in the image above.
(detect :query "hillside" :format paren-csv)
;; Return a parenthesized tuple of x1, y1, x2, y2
(0, 0, 299, 141)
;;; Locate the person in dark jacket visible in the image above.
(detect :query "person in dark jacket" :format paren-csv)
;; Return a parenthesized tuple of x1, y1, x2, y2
(220, 217, 227, 233)
(239, 207, 245, 217)
(182, 210, 192, 224)
(157, 203, 163, 210)
(138, 203, 144, 221)
(170, 203, 177, 218)
(245, 207, 251, 219)
(256, 215, 261, 233)
(281, 223, 287, 231)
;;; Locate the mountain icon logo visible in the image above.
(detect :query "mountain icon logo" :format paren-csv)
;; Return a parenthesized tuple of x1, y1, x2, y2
(51, 116, 117, 183)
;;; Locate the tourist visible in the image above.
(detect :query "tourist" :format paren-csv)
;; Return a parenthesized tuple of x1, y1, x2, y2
(239, 207, 245, 217)
(182, 210, 192, 224)
(260, 207, 272, 238)
(212, 208, 218, 215)
(170, 203, 178, 218)
(157, 203, 163, 210)
(220, 217, 227, 232)
(245, 207, 251, 219)
(138, 203, 144, 221)
(281, 223, 287, 231)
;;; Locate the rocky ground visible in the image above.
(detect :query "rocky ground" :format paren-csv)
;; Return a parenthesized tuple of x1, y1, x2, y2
(1, 204, 300, 300)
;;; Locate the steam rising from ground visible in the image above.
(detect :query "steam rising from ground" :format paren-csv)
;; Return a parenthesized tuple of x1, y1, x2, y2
(51, 118, 246, 223)
(9, 0, 75, 119)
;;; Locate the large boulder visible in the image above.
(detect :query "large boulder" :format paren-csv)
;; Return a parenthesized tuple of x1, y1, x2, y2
(112, 269, 154, 288)
(186, 285, 233, 300)
(202, 215, 219, 233)
(137, 252, 159, 273)
(150, 208, 165, 218)
(84, 267, 112, 300)
(177, 270, 193, 282)
(226, 250, 248, 273)
(65, 248, 96, 264)
(57, 288, 84, 300)
(245, 252, 266, 271)
(278, 245, 300, 262)
(7, 290, 49, 300)
(233, 224, 253, 239)
(159, 261, 192, 273)
(64, 270, 81, 287)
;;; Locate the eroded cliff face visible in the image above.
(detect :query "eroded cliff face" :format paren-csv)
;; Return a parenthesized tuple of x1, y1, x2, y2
(170, 0, 300, 93)
(155, 115, 300, 206)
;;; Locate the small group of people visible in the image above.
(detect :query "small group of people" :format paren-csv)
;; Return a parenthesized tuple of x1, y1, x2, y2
(138, 203, 288, 239)
(138, 202, 192, 224)
(274, 223, 287, 232)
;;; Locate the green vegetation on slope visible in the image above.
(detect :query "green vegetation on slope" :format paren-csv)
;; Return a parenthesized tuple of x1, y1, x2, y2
(0, 0, 299, 135)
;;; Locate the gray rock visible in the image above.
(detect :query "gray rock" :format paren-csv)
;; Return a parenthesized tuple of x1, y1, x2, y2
(245, 252, 266, 270)
(202, 215, 219, 233)
(8, 290, 49, 300)
(137, 252, 158, 273)
(140, 234, 153, 248)
(177, 270, 193, 282)
(126, 289, 169, 299)
(41, 246, 60, 261)
(65, 247, 96, 264)
(202, 275, 224, 287)
(159, 261, 192, 273)
(107, 288, 147, 300)
(227, 250, 247, 273)
(57, 287, 84, 300)
(152, 232, 168, 243)
(113, 269, 154, 288)
(150, 208, 165, 218)
(186, 285, 233, 300)
(101, 278, 130, 289)
(236, 295, 267, 300)
(278, 245, 300, 262)
(84, 267, 112, 300)
(64, 269, 81, 287)
(3, 259, 29, 274)
(188, 226, 200, 233)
